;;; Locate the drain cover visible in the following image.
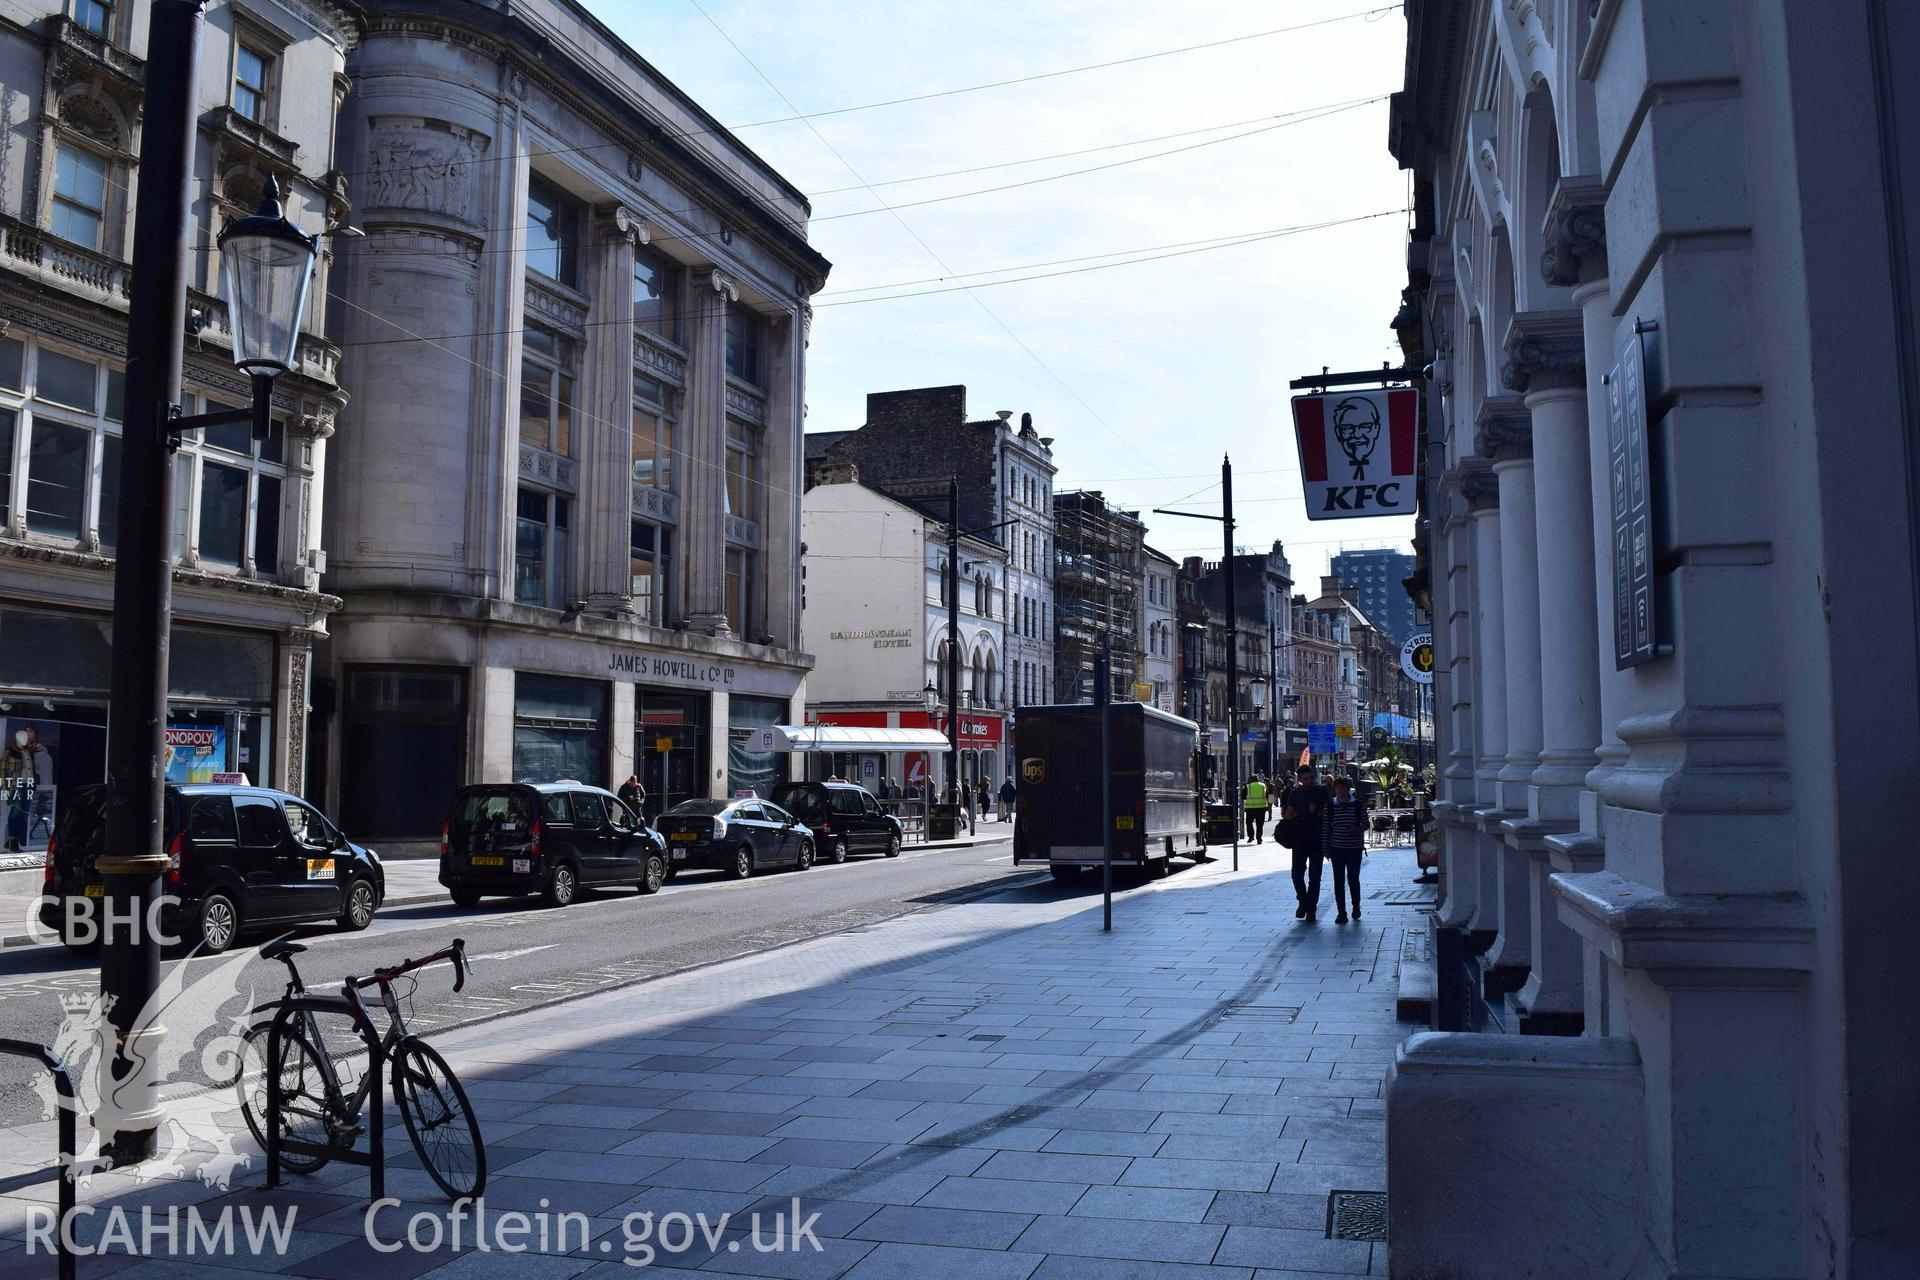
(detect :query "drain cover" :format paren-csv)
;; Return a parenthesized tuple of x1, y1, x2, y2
(1220, 1003, 1301, 1023)
(968, 1033, 1004, 1042)
(1326, 1189, 1387, 1241)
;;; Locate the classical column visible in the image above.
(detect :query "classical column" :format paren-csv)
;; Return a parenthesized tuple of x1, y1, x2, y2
(760, 304, 805, 650)
(682, 268, 736, 634)
(1476, 396, 1535, 990)
(1505, 306, 1600, 1033)
(1463, 465, 1504, 947)
(1434, 470, 1481, 932)
(584, 206, 642, 616)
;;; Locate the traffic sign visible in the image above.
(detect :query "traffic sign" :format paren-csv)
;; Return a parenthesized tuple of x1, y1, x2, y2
(1400, 631, 1435, 685)
(1307, 723, 1337, 753)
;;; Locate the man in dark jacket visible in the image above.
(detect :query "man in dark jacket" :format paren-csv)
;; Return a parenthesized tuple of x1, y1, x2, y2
(617, 774, 646, 820)
(1283, 763, 1329, 922)
(1322, 774, 1368, 923)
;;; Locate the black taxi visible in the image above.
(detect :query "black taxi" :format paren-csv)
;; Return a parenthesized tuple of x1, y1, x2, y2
(440, 781, 668, 908)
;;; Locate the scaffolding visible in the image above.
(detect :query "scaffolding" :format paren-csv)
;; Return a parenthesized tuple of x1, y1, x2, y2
(1052, 490, 1146, 701)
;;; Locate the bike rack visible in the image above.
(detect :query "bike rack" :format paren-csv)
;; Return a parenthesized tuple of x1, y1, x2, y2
(263, 995, 387, 1204)
(0, 1037, 77, 1280)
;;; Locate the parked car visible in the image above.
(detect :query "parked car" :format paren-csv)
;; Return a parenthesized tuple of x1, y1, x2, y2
(39, 783, 385, 954)
(769, 781, 903, 863)
(653, 798, 815, 879)
(440, 782, 668, 908)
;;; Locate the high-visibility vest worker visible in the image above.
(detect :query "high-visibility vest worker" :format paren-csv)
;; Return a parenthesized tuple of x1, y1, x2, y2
(1243, 778, 1270, 811)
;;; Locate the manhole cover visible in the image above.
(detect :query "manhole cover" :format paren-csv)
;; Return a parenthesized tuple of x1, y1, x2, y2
(1327, 1190, 1387, 1241)
(968, 1033, 1004, 1042)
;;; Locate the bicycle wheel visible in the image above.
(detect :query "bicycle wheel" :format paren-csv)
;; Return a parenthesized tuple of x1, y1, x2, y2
(391, 1038, 485, 1199)
(236, 1021, 335, 1174)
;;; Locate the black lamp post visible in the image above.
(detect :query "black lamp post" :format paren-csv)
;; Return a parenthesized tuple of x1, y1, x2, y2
(100, 1, 320, 1164)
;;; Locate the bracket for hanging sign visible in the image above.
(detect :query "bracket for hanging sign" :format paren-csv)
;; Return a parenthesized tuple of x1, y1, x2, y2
(1288, 362, 1419, 393)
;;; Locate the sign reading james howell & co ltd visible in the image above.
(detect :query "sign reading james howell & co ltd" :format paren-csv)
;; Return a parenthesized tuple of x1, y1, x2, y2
(608, 650, 737, 687)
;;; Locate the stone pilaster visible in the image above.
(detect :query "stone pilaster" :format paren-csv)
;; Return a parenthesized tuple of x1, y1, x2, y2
(760, 305, 805, 650)
(275, 633, 313, 794)
(1462, 466, 1505, 944)
(1475, 395, 1535, 985)
(1506, 307, 1599, 1033)
(682, 268, 737, 634)
(584, 205, 643, 616)
(1435, 468, 1484, 932)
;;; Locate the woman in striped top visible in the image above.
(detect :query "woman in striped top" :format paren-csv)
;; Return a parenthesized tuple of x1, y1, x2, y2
(1322, 775, 1367, 924)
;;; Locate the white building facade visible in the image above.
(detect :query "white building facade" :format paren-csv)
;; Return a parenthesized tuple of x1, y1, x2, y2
(0, 0, 355, 836)
(323, 0, 829, 834)
(996, 410, 1055, 719)
(1387, 1, 1920, 1276)
(1140, 546, 1177, 711)
(799, 471, 1007, 792)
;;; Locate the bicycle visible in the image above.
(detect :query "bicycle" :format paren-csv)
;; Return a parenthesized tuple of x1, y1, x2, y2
(235, 936, 486, 1200)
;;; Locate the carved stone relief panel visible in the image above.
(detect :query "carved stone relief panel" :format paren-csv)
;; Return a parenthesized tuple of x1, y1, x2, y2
(363, 118, 492, 224)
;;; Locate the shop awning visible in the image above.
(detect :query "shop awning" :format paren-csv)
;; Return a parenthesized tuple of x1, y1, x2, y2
(768, 725, 953, 752)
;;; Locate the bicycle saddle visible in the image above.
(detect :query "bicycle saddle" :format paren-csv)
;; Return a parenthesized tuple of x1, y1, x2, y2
(260, 940, 307, 961)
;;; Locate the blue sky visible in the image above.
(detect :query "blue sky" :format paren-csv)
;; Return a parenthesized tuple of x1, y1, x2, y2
(592, 0, 1415, 584)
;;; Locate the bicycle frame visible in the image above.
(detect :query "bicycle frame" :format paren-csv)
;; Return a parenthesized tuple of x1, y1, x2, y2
(262, 938, 472, 1203)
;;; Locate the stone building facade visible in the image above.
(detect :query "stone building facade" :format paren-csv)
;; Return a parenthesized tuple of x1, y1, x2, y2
(1139, 545, 1177, 711)
(0, 0, 356, 839)
(806, 384, 1056, 729)
(321, 0, 829, 835)
(1386, 1, 1920, 1275)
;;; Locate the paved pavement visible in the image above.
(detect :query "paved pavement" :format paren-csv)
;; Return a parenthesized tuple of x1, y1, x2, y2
(0, 841, 1423, 1278)
(0, 837, 1053, 1121)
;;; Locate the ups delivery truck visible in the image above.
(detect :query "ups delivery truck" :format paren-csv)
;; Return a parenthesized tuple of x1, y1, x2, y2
(1012, 702, 1203, 881)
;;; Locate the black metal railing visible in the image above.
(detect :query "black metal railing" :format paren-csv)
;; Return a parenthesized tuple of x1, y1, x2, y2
(0, 1038, 77, 1280)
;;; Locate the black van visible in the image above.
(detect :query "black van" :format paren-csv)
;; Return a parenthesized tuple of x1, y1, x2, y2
(769, 781, 903, 864)
(440, 782, 667, 908)
(39, 783, 386, 954)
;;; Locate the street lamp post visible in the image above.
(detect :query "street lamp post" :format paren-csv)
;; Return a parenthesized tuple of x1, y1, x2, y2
(101, 0, 321, 1166)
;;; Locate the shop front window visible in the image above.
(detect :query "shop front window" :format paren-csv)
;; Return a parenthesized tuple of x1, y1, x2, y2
(727, 694, 788, 798)
(635, 688, 707, 817)
(340, 666, 466, 839)
(512, 673, 606, 786)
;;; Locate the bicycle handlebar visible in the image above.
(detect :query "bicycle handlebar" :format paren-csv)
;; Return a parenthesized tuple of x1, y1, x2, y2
(345, 938, 469, 996)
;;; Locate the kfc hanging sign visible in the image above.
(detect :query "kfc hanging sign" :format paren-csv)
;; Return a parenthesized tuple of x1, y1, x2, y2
(1290, 387, 1419, 519)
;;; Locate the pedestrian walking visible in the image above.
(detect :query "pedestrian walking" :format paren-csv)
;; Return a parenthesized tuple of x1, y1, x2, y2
(1242, 773, 1271, 843)
(997, 777, 1016, 822)
(1282, 763, 1329, 922)
(975, 778, 991, 821)
(1323, 774, 1368, 923)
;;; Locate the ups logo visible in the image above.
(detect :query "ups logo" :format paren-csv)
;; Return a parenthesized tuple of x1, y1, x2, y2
(1021, 757, 1046, 783)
